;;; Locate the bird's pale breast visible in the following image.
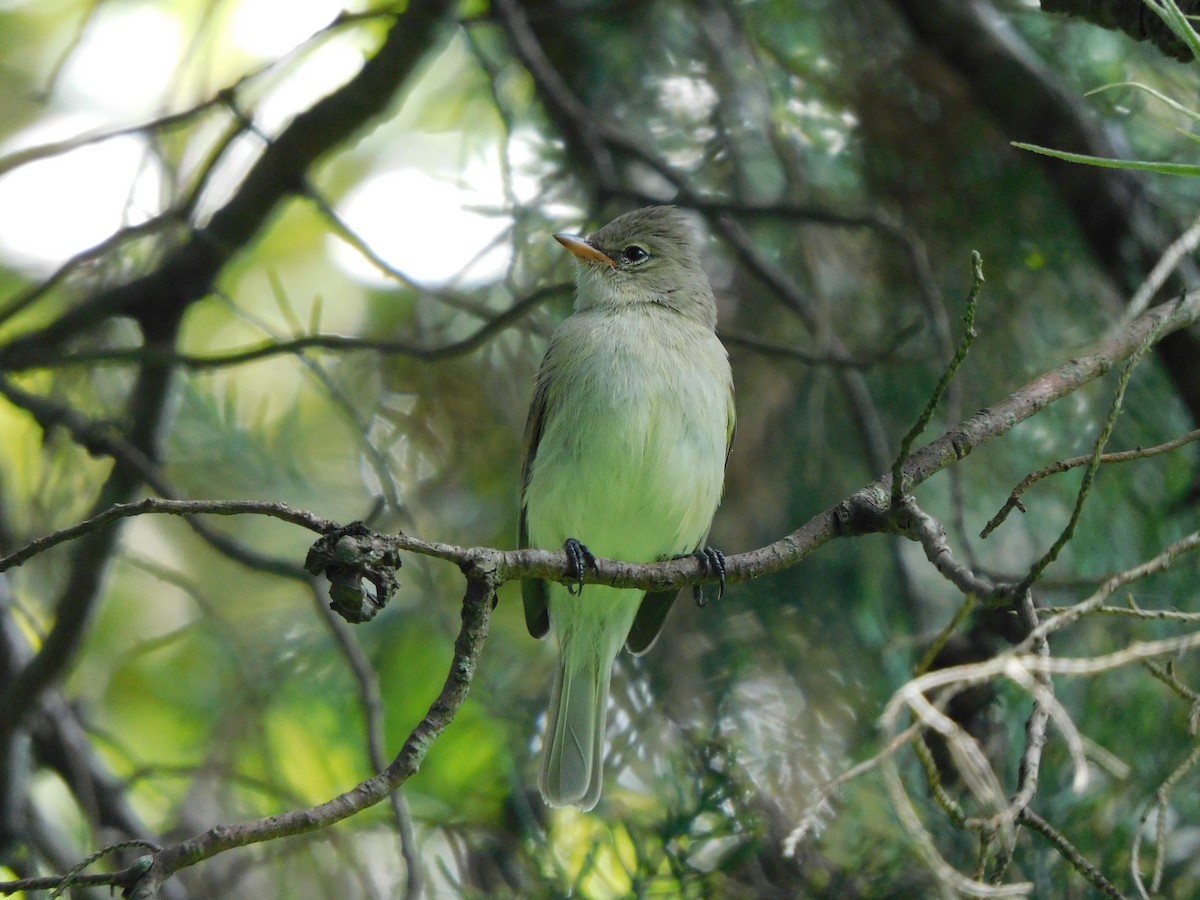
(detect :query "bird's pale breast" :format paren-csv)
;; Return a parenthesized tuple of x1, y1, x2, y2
(524, 305, 731, 564)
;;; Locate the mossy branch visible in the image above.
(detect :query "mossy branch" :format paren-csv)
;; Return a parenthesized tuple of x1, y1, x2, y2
(891, 251, 984, 507)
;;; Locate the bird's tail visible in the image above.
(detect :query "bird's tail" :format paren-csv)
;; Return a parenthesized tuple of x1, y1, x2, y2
(539, 645, 613, 811)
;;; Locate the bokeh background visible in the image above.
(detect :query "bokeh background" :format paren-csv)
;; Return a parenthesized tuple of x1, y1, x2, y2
(1, 0, 1200, 896)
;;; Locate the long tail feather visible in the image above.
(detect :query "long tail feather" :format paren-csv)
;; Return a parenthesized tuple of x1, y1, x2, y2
(539, 650, 612, 810)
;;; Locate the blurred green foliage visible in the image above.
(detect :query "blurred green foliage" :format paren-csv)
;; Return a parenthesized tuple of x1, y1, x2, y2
(1, 0, 1199, 897)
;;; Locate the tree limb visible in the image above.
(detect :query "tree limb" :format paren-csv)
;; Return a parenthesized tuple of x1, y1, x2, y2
(124, 562, 497, 900)
(0, 0, 454, 363)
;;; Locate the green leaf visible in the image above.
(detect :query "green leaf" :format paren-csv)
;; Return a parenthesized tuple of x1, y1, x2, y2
(1144, 0, 1200, 62)
(1011, 141, 1200, 176)
(1085, 80, 1200, 124)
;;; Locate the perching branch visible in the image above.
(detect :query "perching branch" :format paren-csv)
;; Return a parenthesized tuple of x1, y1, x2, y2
(313, 593, 425, 899)
(6, 289, 1199, 610)
(125, 563, 496, 900)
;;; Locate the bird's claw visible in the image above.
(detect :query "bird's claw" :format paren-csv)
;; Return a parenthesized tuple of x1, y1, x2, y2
(564, 538, 596, 595)
(691, 546, 726, 608)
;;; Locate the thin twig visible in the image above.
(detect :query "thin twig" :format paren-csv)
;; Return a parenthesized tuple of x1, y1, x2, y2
(981, 427, 1200, 538)
(0, 499, 335, 572)
(4, 286, 565, 373)
(121, 566, 497, 900)
(7, 300, 1200, 600)
(900, 499, 1006, 599)
(313, 594, 425, 899)
(1015, 298, 1182, 594)
(1018, 808, 1127, 900)
(891, 251, 984, 506)
(1038, 604, 1200, 622)
(991, 590, 1051, 880)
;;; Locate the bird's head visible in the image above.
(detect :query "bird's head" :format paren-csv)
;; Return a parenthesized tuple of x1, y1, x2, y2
(555, 206, 715, 326)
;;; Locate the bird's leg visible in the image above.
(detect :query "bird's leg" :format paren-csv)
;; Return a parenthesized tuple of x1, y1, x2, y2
(691, 547, 727, 607)
(563, 537, 597, 596)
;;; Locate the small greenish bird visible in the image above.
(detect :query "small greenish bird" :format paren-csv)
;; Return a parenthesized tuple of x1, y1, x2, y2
(520, 206, 735, 811)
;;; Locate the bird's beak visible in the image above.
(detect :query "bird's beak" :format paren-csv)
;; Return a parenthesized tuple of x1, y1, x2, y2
(554, 233, 616, 267)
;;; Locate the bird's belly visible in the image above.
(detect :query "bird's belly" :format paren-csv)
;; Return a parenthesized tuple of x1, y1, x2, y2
(530, 432, 720, 562)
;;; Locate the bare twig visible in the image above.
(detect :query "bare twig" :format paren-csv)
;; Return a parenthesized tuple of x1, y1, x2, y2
(990, 591, 1052, 881)
(982, 427, 1200, 538)
(313, 594, 424, 899)
(125, 564, 495, 900)
(0, 499, 333, 573)
(1015, 297, 1183, 595)
(3, 286, 564, 373)
(0, 564, 495, 899)
(6, 294, 1199, 600)
(1, 279, 1197, 898)
(899, 498, 1006, 599)
(891, 251, 984, 505)
(1038, 605, 1200, 623)
(1018, 808, 1127, 900)
(1132, 741, 1200, 898)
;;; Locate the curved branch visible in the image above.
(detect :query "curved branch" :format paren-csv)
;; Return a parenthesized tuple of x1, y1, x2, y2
(314, 595, 424, 899)
(982, 427, 1200, 538)
(123, 563, 497, 900)
(1, 287, 1194, 898)
(2, 285, 567, 373)
(9, 291, 1194, 610)
(0, 499, 334, 573)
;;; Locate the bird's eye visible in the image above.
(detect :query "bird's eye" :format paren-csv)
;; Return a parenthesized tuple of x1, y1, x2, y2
(622, 245, 649, 264)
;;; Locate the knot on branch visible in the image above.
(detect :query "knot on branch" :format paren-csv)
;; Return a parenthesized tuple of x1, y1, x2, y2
(834, 486, 890, 536)
(459, 547, 502, 582)
(304, 522, 402, 623)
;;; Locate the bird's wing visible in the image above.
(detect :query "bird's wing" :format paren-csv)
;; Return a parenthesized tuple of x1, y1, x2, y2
(520, 371, 552, 640)
(626, 381, 736, 656)
(625, 588, 677, 657)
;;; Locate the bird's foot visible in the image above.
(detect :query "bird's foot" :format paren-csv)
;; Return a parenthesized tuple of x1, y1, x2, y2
(691, 546, 727, 608)
(564, 538, 596, 596)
